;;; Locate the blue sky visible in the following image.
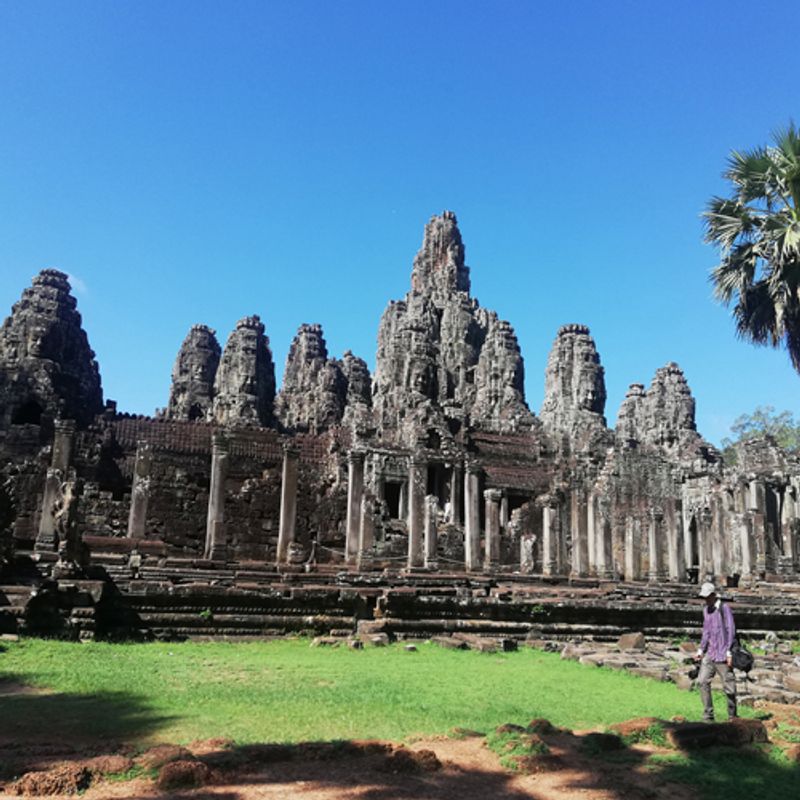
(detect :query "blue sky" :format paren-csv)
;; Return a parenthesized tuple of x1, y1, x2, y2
(0, 1, 797, 444)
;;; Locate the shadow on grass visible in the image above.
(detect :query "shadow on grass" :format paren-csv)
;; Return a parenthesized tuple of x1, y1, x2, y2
(559, 728, 800, 800)
(0, 677, 174, 782)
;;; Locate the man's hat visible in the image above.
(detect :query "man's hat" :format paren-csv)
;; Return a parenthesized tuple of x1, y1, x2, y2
(699, 582, 716, 598)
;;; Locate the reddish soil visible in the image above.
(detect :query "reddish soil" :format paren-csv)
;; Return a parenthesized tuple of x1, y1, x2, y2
(0, 730, 694, 800)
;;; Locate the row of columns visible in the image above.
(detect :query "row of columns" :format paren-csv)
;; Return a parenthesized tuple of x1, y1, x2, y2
(40, 426, 799, 580)
(340, 452, 501, 572)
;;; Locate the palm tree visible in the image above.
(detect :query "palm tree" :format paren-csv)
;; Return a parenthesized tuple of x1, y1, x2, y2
(703, 123, 800, 373)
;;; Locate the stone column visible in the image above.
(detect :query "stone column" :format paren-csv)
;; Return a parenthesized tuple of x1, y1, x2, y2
(500, 494, 509, 529)
(483, 488, 502, 570)
(665, 497, 681, 581)
(424, 494, 438, 569)
(398, 481, 409, 521)
(35, 468, 62, 552)
(276, 444, 299, 565)
(204, 432, 228, 561)
(570, 488, 588, 577)
(126, 441, 153, 539)
(36, 419, 76, 552)
(358, 491, 375, 569)
(407, 455, 426, 569)
(464, 462, 482, 571)
(52, 419, 76, 473)
(449, 462, 463, 525)
(693, 508, 708, 581)
(596, 511, 613, 579)
(345, 450, 365, 565)
(624, 517, 641, 581)
(748, 480, 767, 575)
(739, 514, 754, 577)
(587, 493, 597, 575)
(647, 510, 664, 582)
(779, 485, 796, 573)
(540, 496, 560, 576)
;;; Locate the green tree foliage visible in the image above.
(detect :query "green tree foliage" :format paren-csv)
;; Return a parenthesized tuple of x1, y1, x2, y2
(703, 123, 800, 373)
(720, 405, 800, 462)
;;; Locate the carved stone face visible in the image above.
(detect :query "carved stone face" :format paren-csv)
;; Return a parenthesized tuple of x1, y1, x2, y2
(27, 323, 47, 357)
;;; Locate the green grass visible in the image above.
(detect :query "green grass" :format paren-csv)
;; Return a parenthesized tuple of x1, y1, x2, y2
(619, 721, 669, 748)
(485, 728, 549, 770)
(0, 638, 742, 745)
(1, 639, 798, 800)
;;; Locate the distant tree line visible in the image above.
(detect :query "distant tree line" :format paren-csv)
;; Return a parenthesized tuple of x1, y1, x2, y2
(721, 405, 800, 463)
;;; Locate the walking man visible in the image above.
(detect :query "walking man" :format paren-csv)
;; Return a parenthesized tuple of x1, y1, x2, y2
(694, 581, 737, 721)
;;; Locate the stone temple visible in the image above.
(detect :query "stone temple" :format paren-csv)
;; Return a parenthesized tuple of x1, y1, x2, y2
(1, 212, 799, 644)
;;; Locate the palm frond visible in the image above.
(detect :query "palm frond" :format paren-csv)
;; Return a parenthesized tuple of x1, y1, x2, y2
(710, 244, 758, 303)
(706, 123, 800, 376)
(732, 281, 779, 345)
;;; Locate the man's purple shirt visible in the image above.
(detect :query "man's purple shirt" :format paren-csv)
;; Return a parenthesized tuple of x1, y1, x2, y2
(700, 600, 736, 662)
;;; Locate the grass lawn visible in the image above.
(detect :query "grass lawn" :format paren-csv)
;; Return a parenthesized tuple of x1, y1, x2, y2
(2, 639, 798, 800)
(0, 638, 742, 744)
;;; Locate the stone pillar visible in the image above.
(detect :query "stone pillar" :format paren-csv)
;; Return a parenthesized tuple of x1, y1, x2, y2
(204, 432, 229, 561)
(624, 517, 640, 581)
(52, 419, 76, 473)
(500, 494, 509, 529)
(749, 480, 767, 575)
(541, 497, 560, 576)
(345, 450, 365, 565)
(358, 491, 375, 569)
(35, 469, 62, 552)
(36, 419, 76, 552)
(276, 444, 299, 565)
(696, 507, 714, 581)
(647, 510, 665, 582)
(127, 441, 153, 539)
(587, 493, 597, 575)
(665, 498, 681, 581)
(464, 462, 482, 571)
(449, 462, 463, 525)
(399, 481, 409, 521)
(596, 511, 613, 579)
(739, 514, 754, 577)
(424, 494, 438, 569)
(407, 455, 426, 569)
(570, 488, 588, 577)
(779, 486, 796, 572)
(484, 488, 502, 570)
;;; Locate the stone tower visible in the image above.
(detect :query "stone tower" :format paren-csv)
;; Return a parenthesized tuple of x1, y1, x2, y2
(540, 324, 607, 449)
(0, 269, 103, 428)
(165, 324, 221, 421)
(372, 211, 534, 442)
(274, 323, 346, 433)
(212, 315, 276, 427)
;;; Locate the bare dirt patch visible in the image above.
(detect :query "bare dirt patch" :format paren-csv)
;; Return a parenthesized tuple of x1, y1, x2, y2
(0, 730, 698, 800)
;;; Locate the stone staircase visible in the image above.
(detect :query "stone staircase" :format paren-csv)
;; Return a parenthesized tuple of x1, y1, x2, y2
(7, 545, 800, 643)
(0, 584, 34, 634)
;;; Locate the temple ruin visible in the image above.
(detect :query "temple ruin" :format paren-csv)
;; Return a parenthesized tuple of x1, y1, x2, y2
(1, 212, 799, 643)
